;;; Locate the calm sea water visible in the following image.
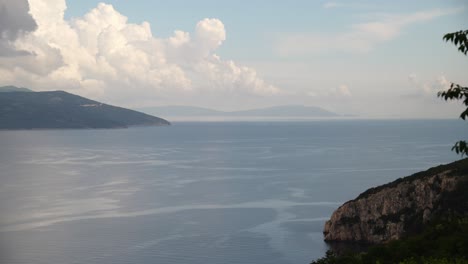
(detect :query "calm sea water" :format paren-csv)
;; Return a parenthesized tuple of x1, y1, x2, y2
(0, 120, 465, 264)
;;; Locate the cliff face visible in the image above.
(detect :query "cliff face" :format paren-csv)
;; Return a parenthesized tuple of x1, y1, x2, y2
(323, 159, 468, 244)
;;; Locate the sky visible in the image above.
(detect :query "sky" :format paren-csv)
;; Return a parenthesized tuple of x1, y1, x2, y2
(0, 0, 467, 118)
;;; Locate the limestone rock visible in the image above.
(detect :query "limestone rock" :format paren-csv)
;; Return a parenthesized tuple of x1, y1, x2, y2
(323, 159, 468, 244)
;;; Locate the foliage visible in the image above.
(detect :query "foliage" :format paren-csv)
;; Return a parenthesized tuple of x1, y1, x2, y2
(443, 30, 468, 55)
(398, 257, 468, 264)
(311, 218, 468, 264)
(437, 30, 468, 156)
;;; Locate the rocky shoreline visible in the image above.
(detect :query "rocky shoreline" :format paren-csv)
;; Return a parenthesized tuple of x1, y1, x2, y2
(323, 158, 468, 244)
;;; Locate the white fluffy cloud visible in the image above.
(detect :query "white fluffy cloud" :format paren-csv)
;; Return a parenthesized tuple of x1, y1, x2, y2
(337, 84, 352, 96)
(0, 0, 279, 104)
(408, 73, 451, 96)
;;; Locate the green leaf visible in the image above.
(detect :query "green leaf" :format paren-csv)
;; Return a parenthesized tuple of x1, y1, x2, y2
(439, 30, 468, 157)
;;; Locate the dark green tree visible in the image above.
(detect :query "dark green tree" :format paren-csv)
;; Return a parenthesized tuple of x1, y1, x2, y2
(438, 30, 468, 156)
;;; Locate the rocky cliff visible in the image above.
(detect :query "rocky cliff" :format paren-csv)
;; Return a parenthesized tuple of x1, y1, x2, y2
(323, 158, 468, 244)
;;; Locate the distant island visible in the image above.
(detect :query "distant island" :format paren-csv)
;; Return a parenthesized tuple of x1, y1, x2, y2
(138, 105, 342, 120)
(0, 86, 170, 129)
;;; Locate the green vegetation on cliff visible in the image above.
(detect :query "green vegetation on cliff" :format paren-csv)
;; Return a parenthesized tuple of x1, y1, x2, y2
(315, 158, 468, 263)
(312, 217, 468, 264)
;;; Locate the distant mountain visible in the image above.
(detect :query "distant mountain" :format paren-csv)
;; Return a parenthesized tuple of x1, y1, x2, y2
(139, 106, 223, 117)
(0, 86, 33, 93)
(226, 105, 338, 117)
(0, 88, 170, 129)
(138, 105, 339, 118)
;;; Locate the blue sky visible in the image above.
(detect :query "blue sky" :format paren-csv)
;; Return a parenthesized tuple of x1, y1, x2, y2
(64, 1, 467, 60)
(1, 0, 467, 118)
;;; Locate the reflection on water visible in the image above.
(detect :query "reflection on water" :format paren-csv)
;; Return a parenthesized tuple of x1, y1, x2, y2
(0, 120, 463, 264)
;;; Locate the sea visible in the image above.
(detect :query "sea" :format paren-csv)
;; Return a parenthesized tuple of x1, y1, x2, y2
(0, 120, 465, 264)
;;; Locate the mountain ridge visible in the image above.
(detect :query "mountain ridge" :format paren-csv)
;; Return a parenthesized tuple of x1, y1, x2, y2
(138, 105, 340, 118)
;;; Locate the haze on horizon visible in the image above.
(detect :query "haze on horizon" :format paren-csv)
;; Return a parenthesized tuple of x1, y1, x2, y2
(0, 0, 467, 119)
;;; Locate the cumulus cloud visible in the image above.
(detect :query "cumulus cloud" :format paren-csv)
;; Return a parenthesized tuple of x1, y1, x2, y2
(435, 76, 451, 91)
(0, 0, 37, 56)
(275, 8, 462, 56)
(0, 0, 279, 104)
(337, 84, 352, 96)
(408, 73, 451, 96)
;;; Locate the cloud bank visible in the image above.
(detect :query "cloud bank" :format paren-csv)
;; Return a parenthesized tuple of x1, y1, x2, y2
(408, 73, 451, 96)
(0, 0, 279, 105)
